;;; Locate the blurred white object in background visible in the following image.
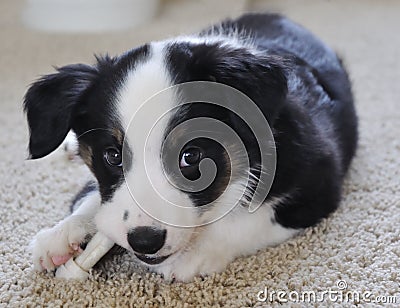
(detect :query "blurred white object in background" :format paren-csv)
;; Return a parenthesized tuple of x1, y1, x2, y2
(22, 0, 160, 33)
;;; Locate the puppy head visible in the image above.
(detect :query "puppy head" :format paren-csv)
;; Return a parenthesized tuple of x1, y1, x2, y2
(24, 40, 287, 267)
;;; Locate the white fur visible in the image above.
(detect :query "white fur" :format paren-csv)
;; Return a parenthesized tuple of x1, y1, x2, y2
(62, 130, 80, 161)
(92, 42, 299, 277)
(31, 37, 300, 281)
(144, 180, 297, 281)
(95, 42, 196, 254)
(30, 190, 100, 271)
(154, 198, 297, 281)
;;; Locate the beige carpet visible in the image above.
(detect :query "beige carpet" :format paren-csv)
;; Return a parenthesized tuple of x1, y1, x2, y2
(1, 0, 399, 306)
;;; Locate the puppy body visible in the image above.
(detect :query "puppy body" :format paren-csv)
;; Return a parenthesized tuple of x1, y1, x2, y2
(25, 13, 357, 281)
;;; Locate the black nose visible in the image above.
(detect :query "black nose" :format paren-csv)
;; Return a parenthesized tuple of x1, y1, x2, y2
(127, 226, 166, 254)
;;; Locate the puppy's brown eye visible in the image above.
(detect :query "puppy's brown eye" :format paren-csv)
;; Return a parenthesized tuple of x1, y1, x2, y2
(180, 147, 202, 168)
(104, 147, 122, 167)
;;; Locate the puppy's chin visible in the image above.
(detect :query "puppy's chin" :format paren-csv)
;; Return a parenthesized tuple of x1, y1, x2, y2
(134, 253, 171, 265)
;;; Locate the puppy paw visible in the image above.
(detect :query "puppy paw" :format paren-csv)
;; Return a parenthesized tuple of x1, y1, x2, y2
(29, 215, 94, 272)
(156, 250, 230, 282)
(62, 131, 80, 161)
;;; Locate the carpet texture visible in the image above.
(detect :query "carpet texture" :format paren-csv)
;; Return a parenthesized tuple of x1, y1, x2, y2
(1, 0, 399, 307)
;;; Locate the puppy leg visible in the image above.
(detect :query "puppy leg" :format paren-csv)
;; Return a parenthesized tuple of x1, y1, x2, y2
(30, 182, 101, 272)
(62, 130, 81, 161)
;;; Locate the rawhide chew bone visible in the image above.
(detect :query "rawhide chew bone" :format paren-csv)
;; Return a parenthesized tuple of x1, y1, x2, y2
(55, 232, 114, 280)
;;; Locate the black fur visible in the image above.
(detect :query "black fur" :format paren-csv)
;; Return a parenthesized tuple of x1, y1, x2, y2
(24, 64, 96, 159)
(164, 13, 358, 228)
(24, 45, 149, 202)
(24, 13, 357, 231)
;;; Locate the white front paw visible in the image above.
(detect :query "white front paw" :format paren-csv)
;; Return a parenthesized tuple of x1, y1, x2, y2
(156, 250, 231, 282)
(29, 215, 94, 272)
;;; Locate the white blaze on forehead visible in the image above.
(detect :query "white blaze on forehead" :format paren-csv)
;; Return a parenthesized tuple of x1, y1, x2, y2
(118, 43, 174, 133)
(114, 42, 197, 227)
(117, 42, 177, 171)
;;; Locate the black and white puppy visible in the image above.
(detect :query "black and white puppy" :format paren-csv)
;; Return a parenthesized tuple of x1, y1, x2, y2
(25, 13, 357, 282)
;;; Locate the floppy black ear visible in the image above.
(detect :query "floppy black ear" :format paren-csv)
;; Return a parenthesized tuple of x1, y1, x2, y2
(23, 64, 97, 159)
(221, 53, 288, 124)
(177, 43, 288, 124)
